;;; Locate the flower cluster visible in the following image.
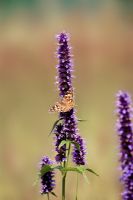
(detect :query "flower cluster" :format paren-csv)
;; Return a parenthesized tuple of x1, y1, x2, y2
(54, 32, 86, 165)
(39, 156, 55, 195)
(73, 134, 86, 165)
(116, 91, 133, 200)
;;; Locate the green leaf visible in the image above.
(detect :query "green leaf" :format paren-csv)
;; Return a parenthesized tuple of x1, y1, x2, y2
(40, 165, 52, 177)
(52, 165, 64, 171)
(61, 167, 83, 174)
(49, 118, 63, 136)
(50, 191, 57, 197)
(40, 165, 64, 177)
(71, 141, 80, 151)
(58, 140, 70, 149)
(76, 166, 86, 173)
(86, 168, 99, 177)
(74, 166, 99, 177)
(52, 165, 64, 175)
(78, 119, 87, 122)
(58, 139, 80, 151)
(59, 165, 91, 184)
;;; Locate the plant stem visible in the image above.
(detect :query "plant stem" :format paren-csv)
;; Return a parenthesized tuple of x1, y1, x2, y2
(67, 142, 71, 167)
(62, 142, 71, 200)
(62, 171, 66, 200)
(75, 173, 79, 200)
(47, 193, 50, 200)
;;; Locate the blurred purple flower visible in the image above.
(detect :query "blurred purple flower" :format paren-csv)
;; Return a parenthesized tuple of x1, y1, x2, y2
(40, 156, 55, 195)
(116, 91, 133, 200)
(54, 32, 86, 165)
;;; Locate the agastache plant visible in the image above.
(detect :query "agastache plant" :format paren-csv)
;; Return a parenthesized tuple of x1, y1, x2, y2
(54, 32, 86, 166)
(116, 91, 133, 200)
(38, 32, 98, 200)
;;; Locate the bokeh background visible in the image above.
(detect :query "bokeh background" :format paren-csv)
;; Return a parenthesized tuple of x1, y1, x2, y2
(0, 1, 133, 200)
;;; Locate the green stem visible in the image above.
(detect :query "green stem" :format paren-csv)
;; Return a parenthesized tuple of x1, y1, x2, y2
(62, 172, 66, 200)
(62, 142, 71, 200)
(47, 193, 50, 200)
(75, 174, 79, 200)
(67, 143, 71, 167)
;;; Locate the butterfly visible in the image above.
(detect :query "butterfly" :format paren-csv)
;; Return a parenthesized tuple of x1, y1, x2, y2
(49, 90, 74, 113)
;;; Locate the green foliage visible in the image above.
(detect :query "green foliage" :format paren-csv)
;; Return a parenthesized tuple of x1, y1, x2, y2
(49, 118, 64, 136)
(50, 191, 57, 197)
(40, 165, 52, 177)
(42, 117, 98, 199)
(78, 119, 87, 122)
(86, 168, 99, 176)
(59, 139, 80, 151)
(40, 164, 98, 178)
(49, 117, 86, 136)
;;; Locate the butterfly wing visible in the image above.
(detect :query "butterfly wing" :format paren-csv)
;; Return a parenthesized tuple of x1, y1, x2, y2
(49, 90, 74, 113)
(61, 90, 74, 112)
(49, 102, 63, 112)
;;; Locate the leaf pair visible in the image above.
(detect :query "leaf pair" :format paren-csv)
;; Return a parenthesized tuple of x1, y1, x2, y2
(40, 164, 99, 178)
(58, 139, 80, 151)
(39, 164, 99, 199)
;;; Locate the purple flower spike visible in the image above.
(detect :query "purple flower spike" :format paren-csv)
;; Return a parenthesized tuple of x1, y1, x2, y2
(54, 32, 86, 165)
(116, 91, 133, 200)
(40, 156, 55, 195)
(56, 32, 72, 96)
(73, 134, 86, 165)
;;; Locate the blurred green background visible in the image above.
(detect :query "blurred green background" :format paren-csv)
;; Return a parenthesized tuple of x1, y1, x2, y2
(0, 0, 133, 200)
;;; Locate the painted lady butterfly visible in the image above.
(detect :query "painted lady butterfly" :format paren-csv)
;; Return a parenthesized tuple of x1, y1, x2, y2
(49, 90, 74, 113)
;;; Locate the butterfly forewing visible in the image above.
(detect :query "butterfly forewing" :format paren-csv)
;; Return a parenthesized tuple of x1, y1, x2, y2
(49, 90, 74, 113)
